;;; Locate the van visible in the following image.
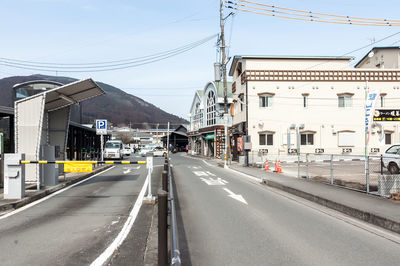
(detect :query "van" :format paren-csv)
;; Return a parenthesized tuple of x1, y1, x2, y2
(104, 140, 124, 160)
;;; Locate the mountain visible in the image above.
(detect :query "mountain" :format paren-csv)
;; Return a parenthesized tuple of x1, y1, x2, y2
(0, 74, 187, 127)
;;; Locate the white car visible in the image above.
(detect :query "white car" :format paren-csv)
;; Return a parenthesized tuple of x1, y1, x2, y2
(122, 146, 131, 156)
(140, 146, 154, 157)
(104, 140, 123, 160)
(382, 144, 400, 174)
(152, 147, 167, 157)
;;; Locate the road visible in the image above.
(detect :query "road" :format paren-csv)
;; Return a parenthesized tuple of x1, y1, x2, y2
(0, 154, 163, 266)
(172, 154, 400, 265)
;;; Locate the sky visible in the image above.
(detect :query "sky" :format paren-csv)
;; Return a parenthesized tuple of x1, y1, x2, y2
(1, 0, 400, 119)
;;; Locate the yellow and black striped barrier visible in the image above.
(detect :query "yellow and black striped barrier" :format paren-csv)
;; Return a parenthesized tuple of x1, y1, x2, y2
(20, 160, 146, 173)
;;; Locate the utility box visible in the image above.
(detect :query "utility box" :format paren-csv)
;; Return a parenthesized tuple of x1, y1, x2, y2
(4, 153, 25, 199)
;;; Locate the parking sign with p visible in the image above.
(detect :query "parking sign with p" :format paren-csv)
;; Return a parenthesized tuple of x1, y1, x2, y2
(96, 119, 107, 135)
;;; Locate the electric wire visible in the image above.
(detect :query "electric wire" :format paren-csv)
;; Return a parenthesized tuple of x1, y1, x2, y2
(236, 0, 400, 22)
(0, 34, 217, 71)
(227, 0, 400, 26)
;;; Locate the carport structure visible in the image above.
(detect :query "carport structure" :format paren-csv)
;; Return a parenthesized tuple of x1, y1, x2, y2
(15, 78, 105, 188)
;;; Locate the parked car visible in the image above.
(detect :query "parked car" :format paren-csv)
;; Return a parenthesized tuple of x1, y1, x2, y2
(122, 146, 131, 156)
(104, 140, 124, 160)
(382, 144, 400, 174)
(140, 146, 154, 157)
(152, 146, 167, 157)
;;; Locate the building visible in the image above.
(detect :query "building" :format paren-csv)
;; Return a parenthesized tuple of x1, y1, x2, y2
(228, 51, 400, 163)
(161, 125, 188, 151)
(187, 81, 233, 158)
(355, 46, 400, 69)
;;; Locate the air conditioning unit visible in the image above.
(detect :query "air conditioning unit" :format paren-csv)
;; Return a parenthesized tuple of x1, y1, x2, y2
(371, 148, 380, 153)
(315, 148, 325, 154)
(342, 148, 352, 153)
(288, 148, 298, 154)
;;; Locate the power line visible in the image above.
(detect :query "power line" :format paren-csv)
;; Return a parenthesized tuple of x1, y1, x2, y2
(0, 34, 217, 72)
(227, 0, 400, 26)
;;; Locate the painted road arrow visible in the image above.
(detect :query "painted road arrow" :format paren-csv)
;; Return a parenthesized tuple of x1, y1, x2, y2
(223, 188, 248, 205)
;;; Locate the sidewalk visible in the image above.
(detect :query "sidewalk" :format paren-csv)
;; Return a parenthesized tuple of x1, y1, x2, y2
(0, 164, 112, 214)
(196, 155, 400, 235)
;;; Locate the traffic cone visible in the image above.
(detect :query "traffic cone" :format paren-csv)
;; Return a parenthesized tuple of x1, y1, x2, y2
(273, 159, 278, 172)
(264, 158, 269, 171)
(276, 160, 282, 173)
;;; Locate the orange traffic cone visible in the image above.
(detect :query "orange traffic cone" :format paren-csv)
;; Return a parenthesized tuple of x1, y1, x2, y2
(264, 158, 270, 171)
(276, 160, 282, 173)
(273, 159, 278, 172)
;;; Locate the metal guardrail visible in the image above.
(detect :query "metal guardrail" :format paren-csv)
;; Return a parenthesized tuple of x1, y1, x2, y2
(168, 159, 181, 266)
(158, 157, 181, 266)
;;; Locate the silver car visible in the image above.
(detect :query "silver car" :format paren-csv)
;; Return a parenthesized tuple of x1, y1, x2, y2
(382, 144, 400, 174)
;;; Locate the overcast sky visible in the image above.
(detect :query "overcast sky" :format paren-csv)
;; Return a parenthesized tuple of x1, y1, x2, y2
(1, 0, 399, 119)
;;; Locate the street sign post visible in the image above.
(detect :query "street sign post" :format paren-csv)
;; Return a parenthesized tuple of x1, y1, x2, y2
(96, 119, 107, 161)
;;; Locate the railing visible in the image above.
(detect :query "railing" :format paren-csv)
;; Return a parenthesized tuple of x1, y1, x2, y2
(158, 157, 181, 266)
(245, 151, 400, 198)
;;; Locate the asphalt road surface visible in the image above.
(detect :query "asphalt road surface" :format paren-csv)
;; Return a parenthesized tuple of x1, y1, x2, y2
(172, 154, 400, 266)
(0, 154, 163, 266)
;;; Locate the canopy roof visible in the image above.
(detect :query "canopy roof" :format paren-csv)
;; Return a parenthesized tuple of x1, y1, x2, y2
(15, 78, 105, 112)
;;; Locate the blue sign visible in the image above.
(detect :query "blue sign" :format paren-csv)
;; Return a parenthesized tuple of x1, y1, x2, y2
(96, 119, 107, 135)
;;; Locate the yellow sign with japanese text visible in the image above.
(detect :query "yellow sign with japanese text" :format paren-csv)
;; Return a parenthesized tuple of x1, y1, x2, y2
(64, 162, 93, 173)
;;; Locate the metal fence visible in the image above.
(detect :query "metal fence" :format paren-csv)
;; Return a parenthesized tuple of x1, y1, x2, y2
(158, 157, 181, 266)
(246, 151, 400, 198)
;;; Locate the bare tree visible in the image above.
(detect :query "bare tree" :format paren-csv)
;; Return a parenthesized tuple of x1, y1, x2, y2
(115, 132, 133, 144)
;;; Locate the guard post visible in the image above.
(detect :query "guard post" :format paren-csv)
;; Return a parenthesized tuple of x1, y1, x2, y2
(143, 152, 155, 204)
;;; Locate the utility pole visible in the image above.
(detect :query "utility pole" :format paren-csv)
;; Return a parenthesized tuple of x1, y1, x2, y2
(220, 0, 229, 168)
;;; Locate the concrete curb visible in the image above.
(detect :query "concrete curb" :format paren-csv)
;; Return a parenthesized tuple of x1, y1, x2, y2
(228, 166, 400, 235)
(262, 178, 400, 235)
(0, 165, 112, 213)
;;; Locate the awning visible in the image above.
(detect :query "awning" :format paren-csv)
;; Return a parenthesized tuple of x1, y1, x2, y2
(44, 79, 104, 111)
(205, 134, 215, 140)
(15, 78, 105, 112)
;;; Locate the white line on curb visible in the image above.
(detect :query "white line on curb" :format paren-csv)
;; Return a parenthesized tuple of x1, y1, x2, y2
(226, 167, 263, 183)
(0, 166, 116, 220)
(90, 167, 150, 266)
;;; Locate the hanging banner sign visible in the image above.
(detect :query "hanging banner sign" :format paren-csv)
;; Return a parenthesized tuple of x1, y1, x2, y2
(365, 90, 380, 144)
(373, 109, 400, 121)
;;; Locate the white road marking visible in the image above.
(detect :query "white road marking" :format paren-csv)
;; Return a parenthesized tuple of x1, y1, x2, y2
(0, 166, 116, 220)
(223, 188, 248, 205)
(90, 165, 150, 266)
(220, 178, 228, 184)
(206, 171, 216, 176)
(200, 177, 226, 186)
(123, 169, 132, 174)
(202, 160, 212, 167)
(193, 171, 208, 176)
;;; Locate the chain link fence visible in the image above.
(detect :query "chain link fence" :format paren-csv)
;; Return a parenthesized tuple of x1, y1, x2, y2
(245, 151, 400, 198)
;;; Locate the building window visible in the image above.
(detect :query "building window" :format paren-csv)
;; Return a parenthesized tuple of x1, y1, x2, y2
(338, 131, 355, 147)
(303, 96, 308, 108)
(385, 133, 392, 145)
(206, 91, 216, 126)
(259, 133, 273, 145)
(380, 96, 385, 108)
(239, 94, 244, 112)
(338, 95, 352, 107)
(259, 95, 272, 107)
(300, 133, 314, 145)
(193, 102, 203, 130)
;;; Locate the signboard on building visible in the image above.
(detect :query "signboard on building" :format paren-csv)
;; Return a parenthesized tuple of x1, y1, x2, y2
(374, 109, 400, 122)
(96, 119, 107, 135)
